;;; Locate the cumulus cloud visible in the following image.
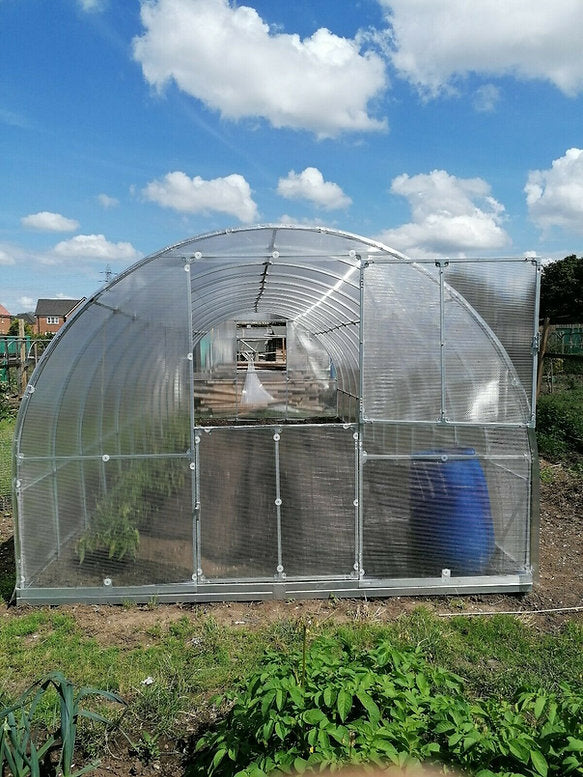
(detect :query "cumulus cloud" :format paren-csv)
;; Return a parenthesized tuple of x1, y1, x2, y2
(525, 148, 583, 235)
(21, 211, 80, 232)
(53, 234, 139, 260)
(277, 168, 352, 210)
(97, 193, 119, 209)
(377, 169, 510, 257)
(133, 0, 387, 137)
(142, 171, 258, 223)
(18, 296, 35, 310)
(381, 0, 583, 97)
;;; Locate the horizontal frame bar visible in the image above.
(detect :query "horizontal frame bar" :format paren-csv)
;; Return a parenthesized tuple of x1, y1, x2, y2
(16, 571, 533, 605)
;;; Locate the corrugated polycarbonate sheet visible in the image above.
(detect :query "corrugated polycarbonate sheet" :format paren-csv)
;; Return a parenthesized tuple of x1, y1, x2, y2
(17, 302, 110, 458)
(17, 460, 58, 585)
(444, 286, 530, 424)
(278, 425, 356, 576)
(445, 261, 538, 405)
(198, 427, 278, 579)
(22, 456, 194, 590)
(197, 424, 357, 580)
(362, 262, 442, 421)
(165, 225, 385, 262)
(362, 423, 530, 578)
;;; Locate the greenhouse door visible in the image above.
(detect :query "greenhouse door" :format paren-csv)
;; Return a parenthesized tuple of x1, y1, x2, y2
(195, 424, 358, 581)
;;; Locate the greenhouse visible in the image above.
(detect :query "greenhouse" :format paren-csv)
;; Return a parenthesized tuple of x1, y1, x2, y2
(13, 225, 541, 604)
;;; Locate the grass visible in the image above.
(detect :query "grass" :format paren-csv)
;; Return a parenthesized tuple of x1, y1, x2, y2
(0, 608, 580, 745)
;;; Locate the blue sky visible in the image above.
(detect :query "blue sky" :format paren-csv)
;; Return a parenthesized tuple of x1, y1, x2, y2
(2, 0, 583, 313)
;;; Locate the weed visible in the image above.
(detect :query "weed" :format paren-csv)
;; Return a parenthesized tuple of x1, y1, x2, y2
(132, 731, 161, 764)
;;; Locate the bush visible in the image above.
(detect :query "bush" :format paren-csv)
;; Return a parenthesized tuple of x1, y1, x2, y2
(537, 389, 583, 462)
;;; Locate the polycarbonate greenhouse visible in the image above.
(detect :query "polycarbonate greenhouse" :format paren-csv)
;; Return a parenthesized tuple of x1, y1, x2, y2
(13, 225, 541, 604)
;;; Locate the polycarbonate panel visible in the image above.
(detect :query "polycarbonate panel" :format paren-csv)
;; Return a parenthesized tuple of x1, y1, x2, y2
(362, 423, 531, 578)
(17, 461, 57, 586)
(198, 427, 278, 579)
(17, 302, 110, 457)
(25, 457, 194, 589)
(445, 260, 538, 405)
(279, 425, 356, 576)
(363, 262, 442, 421)
(443, 284, 530, 424)
(175, 224, 385, 262)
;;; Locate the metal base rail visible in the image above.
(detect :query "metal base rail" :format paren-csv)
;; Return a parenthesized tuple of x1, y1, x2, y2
(16, 571, 533, 605)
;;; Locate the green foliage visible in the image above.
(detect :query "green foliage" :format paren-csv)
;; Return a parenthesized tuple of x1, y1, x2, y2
(0, 382, 17, 422)
(190, 634, 583, 777)
(77, 457, 186, 562)
(536, 388, 583, 462)
(7, 320, 33, 337)
(0, 670, 124, 777)
(76, 417, 189, 563)
(541, 255, 583, 323)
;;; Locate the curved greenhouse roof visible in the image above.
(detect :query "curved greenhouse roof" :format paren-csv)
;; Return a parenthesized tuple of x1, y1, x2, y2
(13, 225, 540, 603)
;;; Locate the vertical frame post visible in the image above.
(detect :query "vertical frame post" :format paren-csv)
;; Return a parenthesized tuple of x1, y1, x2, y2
(531, 259, 543, 423)
(185, 258, 200, 582)
(358, 256, 365, 578)
(437, 260, 448, 422)
(273, 429, 284, 579)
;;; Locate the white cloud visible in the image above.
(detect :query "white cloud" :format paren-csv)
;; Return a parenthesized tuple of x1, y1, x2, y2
(18, 296, 35, 310)
(473, 84, 500, 113)
(0, 249, 15, 266)
(277, 168, 352, 210)
(21, 211, 80, 232)
(381, 0, 583, 96)
(97, 193, 119, 209)
(53, 234, 139, 260)
(277, 214, 330, 228)
(525, 148, 583, 235)
(377, 169, 510, 256)
(142, 171, 258, 223)
(133, 0, 387, 137)
(77, 0, 106, 11)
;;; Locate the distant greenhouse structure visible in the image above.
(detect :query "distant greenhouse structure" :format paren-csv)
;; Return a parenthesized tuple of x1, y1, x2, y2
(13, 225, 541, 603)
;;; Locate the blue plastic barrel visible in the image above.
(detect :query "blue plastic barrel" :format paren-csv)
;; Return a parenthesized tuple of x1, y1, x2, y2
(409, 448, 495, 575)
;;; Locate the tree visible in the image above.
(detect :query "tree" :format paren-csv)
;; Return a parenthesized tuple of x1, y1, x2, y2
(7, 317, 33, 337)
(540, 254, 583, 323)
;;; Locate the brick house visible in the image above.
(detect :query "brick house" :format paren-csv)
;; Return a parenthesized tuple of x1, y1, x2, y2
(0, 304, 11, 335)
(34, 299, 85, 335)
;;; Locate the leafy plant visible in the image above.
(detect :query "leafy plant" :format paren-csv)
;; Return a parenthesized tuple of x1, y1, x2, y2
(189, 633, 583, 777)
(76, 455, 187, 563)
(0, 670, 124, 777)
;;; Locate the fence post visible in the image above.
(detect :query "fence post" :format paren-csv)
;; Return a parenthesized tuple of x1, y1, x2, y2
(536, 317, 551, 400)
(18, 319, 27, 396)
